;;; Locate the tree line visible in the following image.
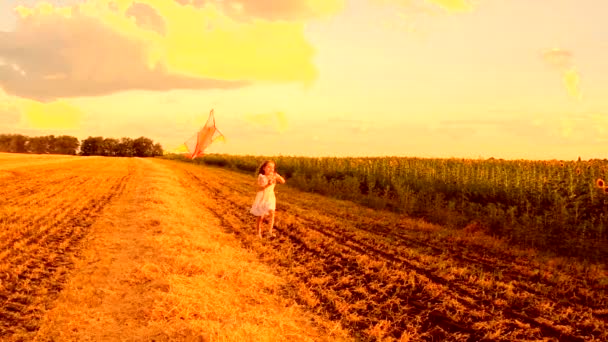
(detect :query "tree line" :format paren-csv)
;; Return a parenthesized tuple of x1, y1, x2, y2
(0, 134, 163, 157)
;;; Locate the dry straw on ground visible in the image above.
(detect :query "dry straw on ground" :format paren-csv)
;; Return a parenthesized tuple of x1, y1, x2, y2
(0, 154, 350, 341)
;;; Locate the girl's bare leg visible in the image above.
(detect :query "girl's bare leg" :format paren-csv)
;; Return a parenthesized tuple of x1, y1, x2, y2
(257, 215, 265, 238)
(268, 210, 275, 236)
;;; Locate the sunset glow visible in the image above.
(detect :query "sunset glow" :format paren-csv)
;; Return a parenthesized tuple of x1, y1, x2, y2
(22, 99, 84, 129)
(1, 0, 607, 159)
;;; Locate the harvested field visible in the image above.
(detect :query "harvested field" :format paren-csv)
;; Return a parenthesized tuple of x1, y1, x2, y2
(1, 153, 606, 341)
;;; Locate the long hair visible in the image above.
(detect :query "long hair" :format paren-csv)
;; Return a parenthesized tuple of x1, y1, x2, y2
(256, 160, 274, 175)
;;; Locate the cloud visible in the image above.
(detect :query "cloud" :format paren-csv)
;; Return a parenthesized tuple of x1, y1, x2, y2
(541, 48, 583, 101)
(0, 104, 21, 126)
(434, 121, 478, 140)
(0, 89, 21, 127)
(17, 99, 84, 130)
(0, 2, 246, 101)
(437, 118, 551, 141)
(0, 0, 324, 101)
(369, 0, 476, 39)
(425, 0, 473, 12)
(371, 0, 475, 13)
(541, 48, 573, 70)
(174, 0, 345, 21)
(437, 114, 608, 146)
(0, 86, 84, 130)
(126, 2, 167, 35)
(557, 113, 608, 143)
(327, 117, 376, 134)
(244, 111, 288, 134)
(562, 68, 582, 101)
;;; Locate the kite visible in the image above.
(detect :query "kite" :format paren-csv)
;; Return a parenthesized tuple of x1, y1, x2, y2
(182, 109, 225, 159)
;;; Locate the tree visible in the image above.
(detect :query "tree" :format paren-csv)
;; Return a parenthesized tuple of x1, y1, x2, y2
(0, 133, 162, 156)
(152, 143, 163, 157)
(0, 134, 11, 151)
(0, 134, 25, 152)
(9, 134, 27, 153)
(80, 136, 104, 156)
(52, 135, 80, 155)
(28, 136, 50, 154)
(117, 137, 134, 157)
(0, 134, 80, 154)
(133, 136, 154, 157)
(101, 138, 119, 156)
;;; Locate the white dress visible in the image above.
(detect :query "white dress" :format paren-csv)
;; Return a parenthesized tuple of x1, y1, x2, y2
(250, 174, 276, 216)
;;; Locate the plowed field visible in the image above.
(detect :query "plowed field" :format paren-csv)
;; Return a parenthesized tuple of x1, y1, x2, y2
(172, 160, 607, 341)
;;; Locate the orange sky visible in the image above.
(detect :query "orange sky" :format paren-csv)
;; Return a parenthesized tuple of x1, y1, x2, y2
(1, 0, 607, 160)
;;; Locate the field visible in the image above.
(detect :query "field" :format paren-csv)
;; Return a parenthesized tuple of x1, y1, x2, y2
(187, 154, 608, 261)
(1, 153, 607, 341)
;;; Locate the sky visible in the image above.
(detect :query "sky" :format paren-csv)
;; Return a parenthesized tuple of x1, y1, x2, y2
(0, 0, 607, 160)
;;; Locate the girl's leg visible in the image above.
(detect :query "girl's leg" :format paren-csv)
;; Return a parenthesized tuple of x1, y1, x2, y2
(268, 210, 275, 236)
(257, 215, 265, 238)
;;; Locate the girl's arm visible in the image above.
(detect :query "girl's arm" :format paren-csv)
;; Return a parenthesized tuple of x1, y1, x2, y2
(259, 181, 275, 190)
(257, 175, 274, 191)
(273, 172, 286, 184)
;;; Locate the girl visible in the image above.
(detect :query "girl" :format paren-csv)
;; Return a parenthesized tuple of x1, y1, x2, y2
(250, 160, 285, 238)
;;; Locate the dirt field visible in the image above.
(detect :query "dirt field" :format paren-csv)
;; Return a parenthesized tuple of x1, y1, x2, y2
(0, 153, 606, 341)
